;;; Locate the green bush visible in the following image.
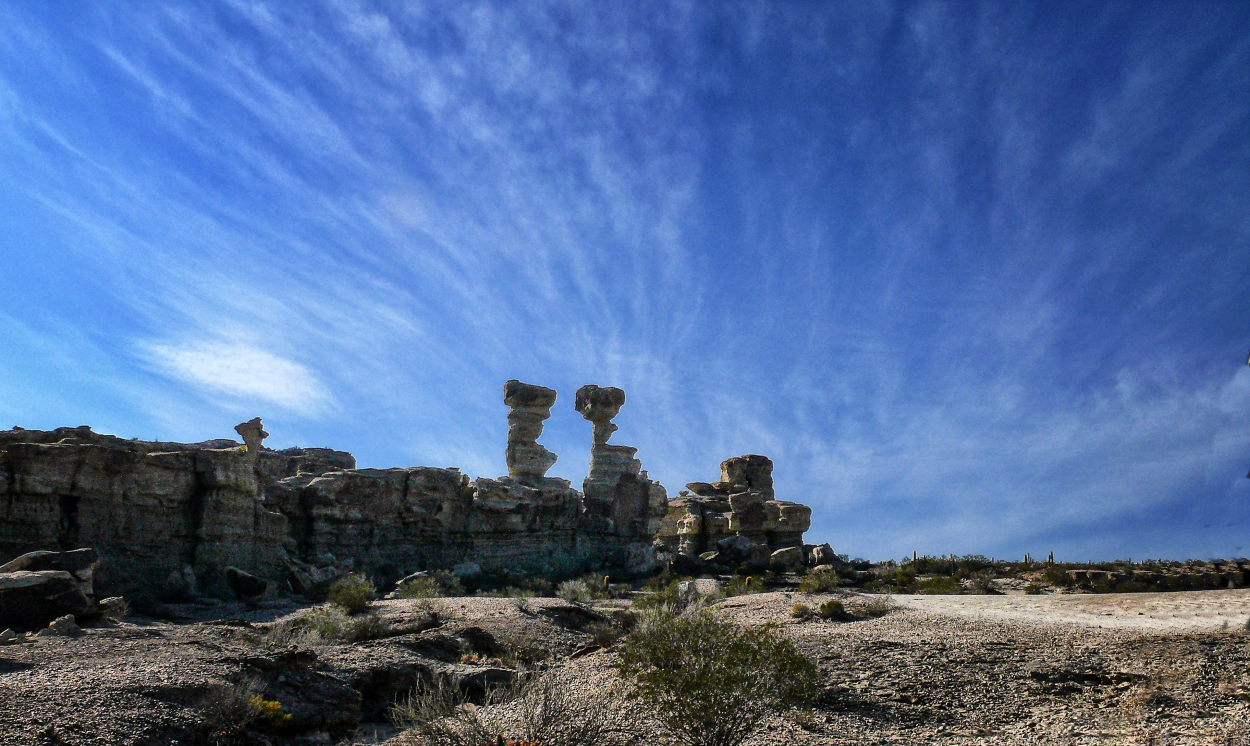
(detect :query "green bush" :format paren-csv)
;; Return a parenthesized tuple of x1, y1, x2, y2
(1042, 566, 1072, 587)
(914, 576, 963, 595)
(798, 566, 840, 593)
(327, 573, 377, 614)
(618, 610, 820, 746)
(557, 578, 595, 605)
(790, 603, 813, 620)
(816, 599, 850, 621)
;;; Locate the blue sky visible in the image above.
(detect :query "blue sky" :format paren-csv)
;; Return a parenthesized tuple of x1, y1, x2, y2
(1, 2, 1248, 561)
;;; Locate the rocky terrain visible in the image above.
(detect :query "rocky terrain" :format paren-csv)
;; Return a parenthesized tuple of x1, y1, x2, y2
(2, 586, 1248, 746)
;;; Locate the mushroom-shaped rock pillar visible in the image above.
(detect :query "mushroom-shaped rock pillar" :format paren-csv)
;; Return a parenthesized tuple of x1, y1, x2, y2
(503, 380, 559, 479)
(575, 385, 640, 481)
(234, 418, 268, 454)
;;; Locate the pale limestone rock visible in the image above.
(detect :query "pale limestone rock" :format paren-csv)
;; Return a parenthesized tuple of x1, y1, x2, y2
(769, 546, 805, 571)
(48, 613, 83, 637)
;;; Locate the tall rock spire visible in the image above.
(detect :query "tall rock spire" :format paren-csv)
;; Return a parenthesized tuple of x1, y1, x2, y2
(576, 384, 666, 537)
(503, 380, 558, 479)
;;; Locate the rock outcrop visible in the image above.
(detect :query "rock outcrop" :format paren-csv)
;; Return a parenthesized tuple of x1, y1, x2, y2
(656, 454, 812, 567)
(0, 422, 353, 598)
(0, 384, 814, 597)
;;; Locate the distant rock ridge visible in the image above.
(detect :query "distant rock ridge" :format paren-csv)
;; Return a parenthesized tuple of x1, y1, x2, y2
(0, 382, 815, 599)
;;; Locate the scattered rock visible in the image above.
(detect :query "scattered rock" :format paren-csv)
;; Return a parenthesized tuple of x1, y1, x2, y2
(47, 614, 83, 637)
(98, 596, 129, 620)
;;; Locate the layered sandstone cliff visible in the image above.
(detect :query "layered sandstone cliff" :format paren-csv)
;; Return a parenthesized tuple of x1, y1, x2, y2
(0, 382, 814, 599)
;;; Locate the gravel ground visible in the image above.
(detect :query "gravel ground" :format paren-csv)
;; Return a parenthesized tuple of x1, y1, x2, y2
(1, 590, 1248, 745)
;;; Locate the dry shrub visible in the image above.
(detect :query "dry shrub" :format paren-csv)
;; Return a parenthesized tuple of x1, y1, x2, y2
(798, 566, 840, 594)
(722, 575, 765, 597)
(557, 579, 594, 605)
(859, 595, 895, 618)
(396, 571, 466, 599)
(507, 669, 638, 746)
(495, 626, 548, 667)
(391, 669, 637, 746)
(966, 571, 997, 595)
(197, 679, 261, 746)
(618, 608, 819, 746)
(790, 603, 813, 621)
(265, 605, 390, 645)
(327, 573, 377, 614)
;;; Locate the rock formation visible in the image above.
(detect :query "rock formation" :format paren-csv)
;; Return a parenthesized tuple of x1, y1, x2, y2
(656, 454, 812, 569)
(575, 384, 667, 538)
(504, 380, 558, 479)
(0, 384, 813, 598)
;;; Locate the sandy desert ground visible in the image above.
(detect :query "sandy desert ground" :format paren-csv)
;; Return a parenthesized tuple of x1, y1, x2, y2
(1, 589, 1248, 746)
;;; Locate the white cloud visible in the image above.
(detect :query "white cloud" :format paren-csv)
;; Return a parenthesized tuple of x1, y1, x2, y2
(138, 340, 333, 416)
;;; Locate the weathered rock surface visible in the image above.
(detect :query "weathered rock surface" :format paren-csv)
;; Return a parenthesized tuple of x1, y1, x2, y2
(0, 570, 95, 631)
(0, 385, 813, 598)
(656, 454, 811, 566)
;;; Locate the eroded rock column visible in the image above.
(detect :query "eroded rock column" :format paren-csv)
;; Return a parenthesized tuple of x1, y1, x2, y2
(576, 385, 667, 538)
(503, 380, 558, 479)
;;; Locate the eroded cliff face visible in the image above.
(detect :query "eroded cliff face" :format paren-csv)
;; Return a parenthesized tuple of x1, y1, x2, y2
(0, 425, 353, 598)
(0, 382, 813, 598)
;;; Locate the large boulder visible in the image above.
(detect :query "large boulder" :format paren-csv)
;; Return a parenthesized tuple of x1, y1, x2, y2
(769, 546, 804, 571)
(0, 571, 96, 632)
(0, 548, 100, 598)
(224, 566, 268, 599)
(807, 543, 836, 566)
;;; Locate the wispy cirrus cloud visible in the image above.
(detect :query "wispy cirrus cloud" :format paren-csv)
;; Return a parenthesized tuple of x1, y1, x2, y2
(137, 339, 333, 416)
